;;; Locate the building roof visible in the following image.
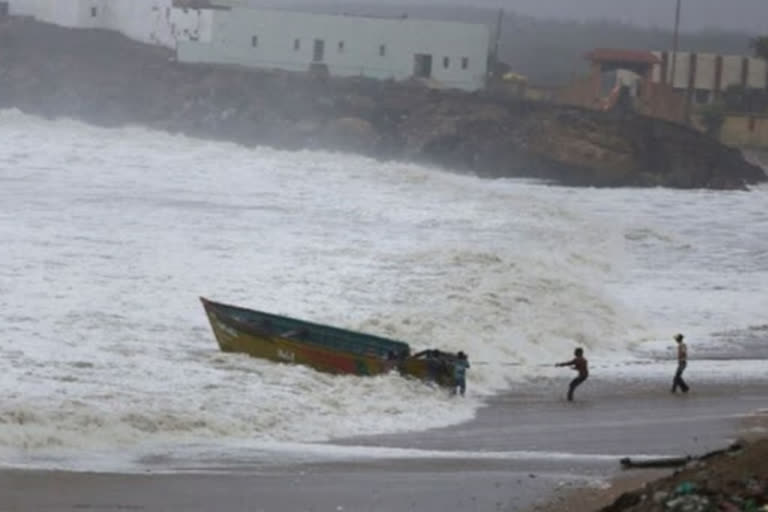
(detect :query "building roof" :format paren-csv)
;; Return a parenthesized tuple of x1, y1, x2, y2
(586, 49, 661, 65)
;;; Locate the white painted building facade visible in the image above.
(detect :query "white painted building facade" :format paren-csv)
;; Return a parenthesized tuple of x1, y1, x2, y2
(177, 7, 490, 91)
(7, 1, 490, 90)
(7, 0, 212, 47)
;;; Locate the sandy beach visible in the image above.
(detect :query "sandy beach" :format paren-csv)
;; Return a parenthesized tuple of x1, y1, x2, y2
(2, 379, 766, 512)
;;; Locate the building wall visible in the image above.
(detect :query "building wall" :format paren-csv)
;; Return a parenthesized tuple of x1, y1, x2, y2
(720, 114, 768, 148)
(721, 55, 746, 89)
(555, 71, 600, 109)
(747, 58, 768, 89)
(636, 81, 687, 124)
(653, 51, 768, 93)
(660, 52, 691, 89)
(178, 8, 489, 91)
(97, 0, 212, 47)
(7, 0, 212, 47)
(694, 53, 716, 90)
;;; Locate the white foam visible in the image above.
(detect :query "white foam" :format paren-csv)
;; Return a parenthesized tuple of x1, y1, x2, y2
(1, 111, 767, 470)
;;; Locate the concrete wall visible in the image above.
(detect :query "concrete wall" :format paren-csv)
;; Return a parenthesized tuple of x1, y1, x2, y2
(636, 81, 687, 124)
(720, 114, 768, 148)
(721, 55, 745, 89)
(668, 52, 691, 89)
(7, 0, 212, 47)
(555, 71, 600, 109)
(178, 8, 489, 91)
(747, 58, 768, 89)
(694, 53, 716, 91)
(653, 51, 768, 92)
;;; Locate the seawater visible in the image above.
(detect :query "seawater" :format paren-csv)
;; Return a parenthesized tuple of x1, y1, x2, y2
(1, 110, 766, 471)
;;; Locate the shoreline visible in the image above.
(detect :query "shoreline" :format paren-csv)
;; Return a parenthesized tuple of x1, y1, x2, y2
(527, 408, 768, 512)
(2, 380, 766, 511)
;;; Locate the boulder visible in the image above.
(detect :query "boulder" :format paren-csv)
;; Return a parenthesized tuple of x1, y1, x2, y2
(318, 117, 380, 154)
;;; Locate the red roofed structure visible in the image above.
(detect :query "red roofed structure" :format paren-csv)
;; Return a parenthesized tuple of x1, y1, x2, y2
(586, 48, 659, 77)
(587, 49, 660, 65)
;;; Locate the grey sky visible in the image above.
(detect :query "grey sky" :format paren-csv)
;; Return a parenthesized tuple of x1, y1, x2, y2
(255, 0, 768, 34)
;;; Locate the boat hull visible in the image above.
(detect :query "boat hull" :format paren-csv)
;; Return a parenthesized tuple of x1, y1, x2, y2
(201, 297, 456, 386)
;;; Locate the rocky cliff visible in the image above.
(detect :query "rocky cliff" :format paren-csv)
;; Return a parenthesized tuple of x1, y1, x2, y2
(1, 18, 765, 189)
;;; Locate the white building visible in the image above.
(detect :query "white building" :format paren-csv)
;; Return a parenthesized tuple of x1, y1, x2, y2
(7, 0, 212, 47)
(177, 7, 490, 91)
(7, 1, 490, 90)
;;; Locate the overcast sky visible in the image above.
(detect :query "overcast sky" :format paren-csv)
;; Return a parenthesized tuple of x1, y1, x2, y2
(259, 0, 768, 34)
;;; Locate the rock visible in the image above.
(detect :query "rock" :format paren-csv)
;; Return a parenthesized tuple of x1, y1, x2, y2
(602, 492, 641, 512)
(318, 117, 380, 154)
(340, 93, 376, 113)
(664, 494, 710, 512)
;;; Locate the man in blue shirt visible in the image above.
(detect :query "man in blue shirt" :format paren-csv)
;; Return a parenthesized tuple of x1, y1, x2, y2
(453, 351, 470, 396)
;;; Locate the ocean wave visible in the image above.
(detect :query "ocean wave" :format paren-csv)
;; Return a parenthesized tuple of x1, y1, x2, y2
(1, 111, 766, 466)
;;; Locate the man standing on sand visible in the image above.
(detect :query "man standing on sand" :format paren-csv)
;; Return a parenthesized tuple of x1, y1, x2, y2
(556, 348, 589, 401)
(671, 333, 690, 393)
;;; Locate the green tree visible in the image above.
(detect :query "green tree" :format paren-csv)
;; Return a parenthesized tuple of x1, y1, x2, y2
(752, 36, 768, 60)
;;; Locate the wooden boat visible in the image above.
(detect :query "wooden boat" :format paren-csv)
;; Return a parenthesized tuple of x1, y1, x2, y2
(200, 297, 459, 387)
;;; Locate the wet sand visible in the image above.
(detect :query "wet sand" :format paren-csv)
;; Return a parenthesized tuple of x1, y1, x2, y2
(2, 381, 767, 512)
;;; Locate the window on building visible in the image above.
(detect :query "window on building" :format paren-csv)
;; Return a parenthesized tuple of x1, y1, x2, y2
(294, 38, 301, 51)
(90, 7, 98, 17)
(338, 41, 345, 53)
(379, 44, 386, 57)
(461, 57, 469, 70)
(443, 57, 450, 69)
(251, 35, 259, 48)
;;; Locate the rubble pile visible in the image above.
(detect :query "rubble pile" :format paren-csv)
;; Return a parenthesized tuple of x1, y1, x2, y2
(602, 440, 768, 512)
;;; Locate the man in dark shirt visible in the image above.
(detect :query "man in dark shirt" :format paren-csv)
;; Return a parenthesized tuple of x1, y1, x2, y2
(671, 333, 690, 393)
(556, 348, 589, 401)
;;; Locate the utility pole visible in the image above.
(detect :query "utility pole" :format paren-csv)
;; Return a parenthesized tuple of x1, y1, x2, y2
(669, 0, 681, 86)
(490, 8, 504, 81)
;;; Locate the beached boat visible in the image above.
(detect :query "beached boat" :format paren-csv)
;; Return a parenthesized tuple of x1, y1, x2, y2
(200, 297, 459, 387)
